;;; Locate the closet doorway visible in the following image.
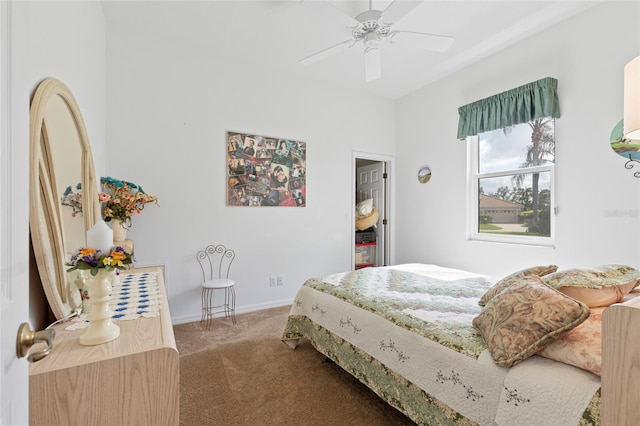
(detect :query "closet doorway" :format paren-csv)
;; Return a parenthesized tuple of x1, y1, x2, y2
(353, 152, 393, 269)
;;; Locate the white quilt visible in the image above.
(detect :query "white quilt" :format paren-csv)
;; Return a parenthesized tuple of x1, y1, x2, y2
(285, 264, 600, 426)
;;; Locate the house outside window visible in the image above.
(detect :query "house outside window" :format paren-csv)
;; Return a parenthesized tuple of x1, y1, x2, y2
(468, 118, 555, 246)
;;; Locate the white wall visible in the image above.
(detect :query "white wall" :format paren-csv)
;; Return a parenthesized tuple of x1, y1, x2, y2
(11, 2, 106, 323)
(105, 1, 640, 323)
(13, 1, 106, 174)
(395, 1, 640, 278)
(105, 25, 396, 323)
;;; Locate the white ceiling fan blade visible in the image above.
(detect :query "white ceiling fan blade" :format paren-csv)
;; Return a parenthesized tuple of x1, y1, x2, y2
(389, 30, 454, 52)
(299, 0, 359, 28)
(298, 39, 355, 65)
(364, 36, 381, 82)
(380, 0, 423, 26)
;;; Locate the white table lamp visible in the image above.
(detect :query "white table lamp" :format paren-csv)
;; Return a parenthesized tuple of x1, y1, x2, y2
(624, 55, 640, 140)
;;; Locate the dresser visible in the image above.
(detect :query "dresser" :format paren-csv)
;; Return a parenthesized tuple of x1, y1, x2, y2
(29, 267, 179, 426)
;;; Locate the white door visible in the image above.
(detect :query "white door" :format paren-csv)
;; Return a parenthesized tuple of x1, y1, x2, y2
(1, 2, 30, 424)
(356, 161, 386, 267)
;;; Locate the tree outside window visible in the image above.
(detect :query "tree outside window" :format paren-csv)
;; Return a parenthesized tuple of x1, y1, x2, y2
(470, 118, 555, 243)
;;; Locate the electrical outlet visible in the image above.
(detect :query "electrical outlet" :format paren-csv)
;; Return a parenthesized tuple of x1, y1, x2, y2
(269, 276, 277, 287)
(277, 276, 283, 286)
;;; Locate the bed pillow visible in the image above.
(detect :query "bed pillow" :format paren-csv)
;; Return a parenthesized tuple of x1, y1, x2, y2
(472, 275, 590, 368)
(542, 264, 640, 308)
(478, 265, 558, 307)
(537, 307, 604, 376)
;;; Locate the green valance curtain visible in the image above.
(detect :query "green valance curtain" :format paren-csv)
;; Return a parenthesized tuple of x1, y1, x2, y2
(457, 77, 560, 140)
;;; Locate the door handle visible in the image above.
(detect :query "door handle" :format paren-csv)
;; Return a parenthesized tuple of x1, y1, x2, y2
(16, 323, 55, 363)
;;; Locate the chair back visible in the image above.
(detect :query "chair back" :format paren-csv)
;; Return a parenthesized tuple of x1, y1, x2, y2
(196, 244, 236, 282)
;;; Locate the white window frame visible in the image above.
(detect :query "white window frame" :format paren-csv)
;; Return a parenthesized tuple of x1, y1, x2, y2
(467, 134, 556, 247)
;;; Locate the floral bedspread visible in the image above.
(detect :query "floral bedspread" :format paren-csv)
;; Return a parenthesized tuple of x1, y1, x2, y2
(282, 264, 601, 426)
(311, 263, 494, 357)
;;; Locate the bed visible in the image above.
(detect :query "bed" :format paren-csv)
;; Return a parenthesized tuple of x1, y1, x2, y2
(281, 263, 640, 426)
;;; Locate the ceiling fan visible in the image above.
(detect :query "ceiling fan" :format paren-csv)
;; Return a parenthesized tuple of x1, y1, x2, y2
(298, 0, 455, 82)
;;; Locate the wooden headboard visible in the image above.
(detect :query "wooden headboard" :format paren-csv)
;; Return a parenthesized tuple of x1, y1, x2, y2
(602, 295, 640, 425)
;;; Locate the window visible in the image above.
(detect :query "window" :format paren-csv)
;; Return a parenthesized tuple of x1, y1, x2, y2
(468, 118, 555, 245)
(457, 77, 560, 246)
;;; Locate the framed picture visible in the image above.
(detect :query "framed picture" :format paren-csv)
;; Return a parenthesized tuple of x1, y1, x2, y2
(226, 131, 306, 207)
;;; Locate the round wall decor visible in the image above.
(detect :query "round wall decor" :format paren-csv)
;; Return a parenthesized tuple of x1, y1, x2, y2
(417, 165, 432, 184)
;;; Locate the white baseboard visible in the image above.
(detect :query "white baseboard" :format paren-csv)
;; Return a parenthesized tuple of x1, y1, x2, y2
(170, 298, 294, 325)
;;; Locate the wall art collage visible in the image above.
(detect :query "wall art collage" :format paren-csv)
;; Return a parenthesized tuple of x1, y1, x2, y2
(226, 131, 307, 207)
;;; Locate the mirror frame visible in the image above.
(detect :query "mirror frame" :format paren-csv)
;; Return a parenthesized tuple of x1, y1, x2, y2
(29, 78, 99, 320)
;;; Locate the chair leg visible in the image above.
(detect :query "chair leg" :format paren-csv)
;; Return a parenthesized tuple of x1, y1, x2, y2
(223, 288, 229, 318)
(202, 287, 236, 328)
(208, 289, 214, 330)
(201, 288, 207, 323)
(229, 286, 236, 325)
(201, 288, 215, 330)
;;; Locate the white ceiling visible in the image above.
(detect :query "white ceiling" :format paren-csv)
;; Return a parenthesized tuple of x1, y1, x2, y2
(101, 0, 601, 100)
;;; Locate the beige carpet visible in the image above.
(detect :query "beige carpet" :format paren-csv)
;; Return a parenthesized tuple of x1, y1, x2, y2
(174, 306, 415, 425)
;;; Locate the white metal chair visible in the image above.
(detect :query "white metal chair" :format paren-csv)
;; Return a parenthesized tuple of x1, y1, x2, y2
(196, 244, 236, 329)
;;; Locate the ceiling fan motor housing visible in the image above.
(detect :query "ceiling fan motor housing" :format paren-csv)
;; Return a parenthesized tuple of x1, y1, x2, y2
(352, 9, 391, 41)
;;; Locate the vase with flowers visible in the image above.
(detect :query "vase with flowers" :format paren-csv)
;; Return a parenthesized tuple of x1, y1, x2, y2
(100, 176, 158, 241)
(66, 246, 134, 345)
(61, 183, 84, 217)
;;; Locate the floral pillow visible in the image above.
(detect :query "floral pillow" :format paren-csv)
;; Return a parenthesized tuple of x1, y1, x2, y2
(478, 265, 558, 307)
(472, 275, 590, 367)
(542, 264, 640, 308)
(537, 307, 604, 376)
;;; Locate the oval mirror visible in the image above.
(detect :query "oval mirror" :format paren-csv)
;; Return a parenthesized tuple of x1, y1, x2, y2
(29, 78, 99, 320)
